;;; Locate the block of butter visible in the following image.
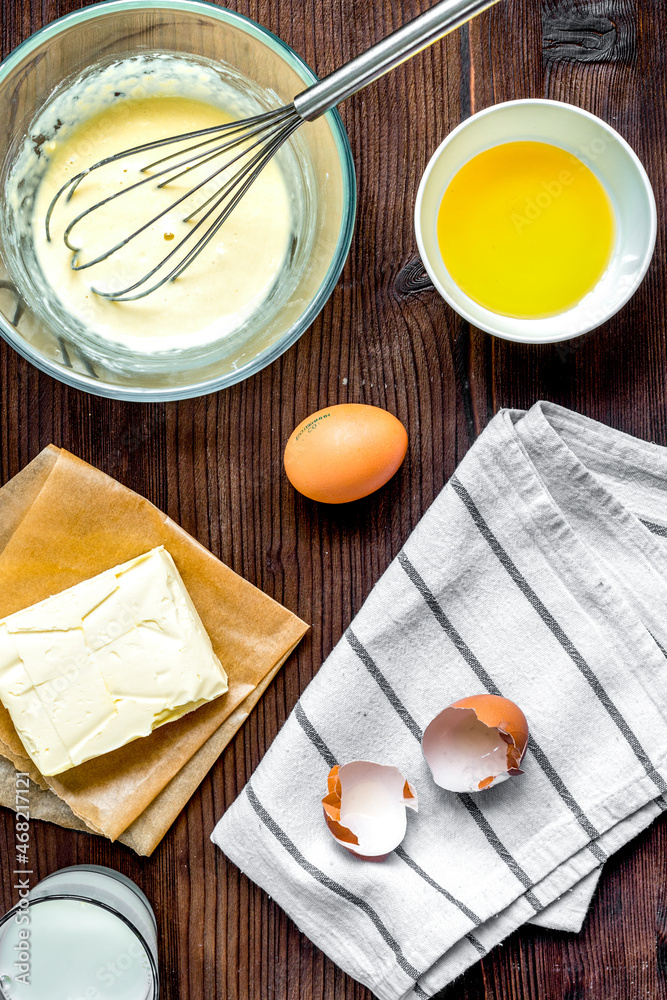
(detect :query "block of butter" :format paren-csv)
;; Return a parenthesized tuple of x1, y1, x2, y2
(0, 546, 228, 776)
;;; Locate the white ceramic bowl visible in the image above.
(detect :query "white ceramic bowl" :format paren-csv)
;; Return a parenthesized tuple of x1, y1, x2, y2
(415, 99, 657, 344)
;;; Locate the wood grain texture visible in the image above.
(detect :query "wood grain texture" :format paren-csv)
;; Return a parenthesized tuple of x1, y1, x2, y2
(0, 0, 666, 998)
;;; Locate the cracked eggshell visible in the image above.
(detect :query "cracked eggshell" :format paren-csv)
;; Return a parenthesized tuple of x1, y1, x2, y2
(422, 694, 529, 793)
(322, 761, 418, 861)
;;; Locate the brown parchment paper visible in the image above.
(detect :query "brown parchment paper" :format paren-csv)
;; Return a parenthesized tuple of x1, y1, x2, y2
(0, 447, 308, 850)
(0, 445, 59, 551)
(0, 640, 297, 854)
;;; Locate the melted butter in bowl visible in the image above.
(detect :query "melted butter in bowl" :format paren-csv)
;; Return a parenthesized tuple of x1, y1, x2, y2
(34, 95, 293, 352)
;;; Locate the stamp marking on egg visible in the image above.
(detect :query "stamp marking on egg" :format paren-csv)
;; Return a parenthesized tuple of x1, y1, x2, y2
(294, 413, 331, 441)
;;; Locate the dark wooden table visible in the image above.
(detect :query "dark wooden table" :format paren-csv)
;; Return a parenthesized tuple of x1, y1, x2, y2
(1, 0, 666, 997)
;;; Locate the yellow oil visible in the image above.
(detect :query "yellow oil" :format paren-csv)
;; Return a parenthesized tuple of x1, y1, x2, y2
(436, 141, 615, 318)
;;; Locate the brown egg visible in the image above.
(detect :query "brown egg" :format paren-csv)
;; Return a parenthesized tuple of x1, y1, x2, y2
(284, 403, 408, 503)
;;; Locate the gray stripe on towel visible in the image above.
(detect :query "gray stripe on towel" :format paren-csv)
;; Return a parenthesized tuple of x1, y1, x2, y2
(451, 476, 667, 795)
(295, 702, 483, 925)
(641, 518, 667, 538)
(295, 703, 337, 767)
(465, 933, 487, 956)
(246, 783, 423, 981)
(346, 627, 541, 910)
(398, 551, 606, 857)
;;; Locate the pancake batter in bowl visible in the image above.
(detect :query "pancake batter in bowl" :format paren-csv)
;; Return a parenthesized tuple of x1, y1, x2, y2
(31, 92, 293, 353)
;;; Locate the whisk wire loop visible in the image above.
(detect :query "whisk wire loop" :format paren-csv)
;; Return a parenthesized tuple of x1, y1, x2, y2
(44, 111, 285, 240)
(91, 115, 302, 301)
(53, 105, 298, 260)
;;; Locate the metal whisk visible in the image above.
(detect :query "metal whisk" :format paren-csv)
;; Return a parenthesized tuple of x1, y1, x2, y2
(46, 0, 499, 301)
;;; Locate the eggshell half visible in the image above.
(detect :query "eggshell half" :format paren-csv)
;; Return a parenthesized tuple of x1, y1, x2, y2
(322, 761, 418, 861)
(284, 403, 408, 503)
(422, 694, 529, 793)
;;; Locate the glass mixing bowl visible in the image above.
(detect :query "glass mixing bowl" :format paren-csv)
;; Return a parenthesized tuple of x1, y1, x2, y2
(0, 0, 356, 400)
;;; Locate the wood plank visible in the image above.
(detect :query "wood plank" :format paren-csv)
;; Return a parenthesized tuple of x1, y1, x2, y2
(0, 1, 665, 999)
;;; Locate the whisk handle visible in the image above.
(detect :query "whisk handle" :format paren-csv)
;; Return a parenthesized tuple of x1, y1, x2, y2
(293, 0, 500, 122)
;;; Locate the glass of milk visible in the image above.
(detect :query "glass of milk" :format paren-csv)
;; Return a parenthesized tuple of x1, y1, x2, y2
(0, 865, 159, 1000)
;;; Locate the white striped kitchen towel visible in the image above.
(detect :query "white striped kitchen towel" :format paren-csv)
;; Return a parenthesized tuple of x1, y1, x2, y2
(212, 402, 667, 1000)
